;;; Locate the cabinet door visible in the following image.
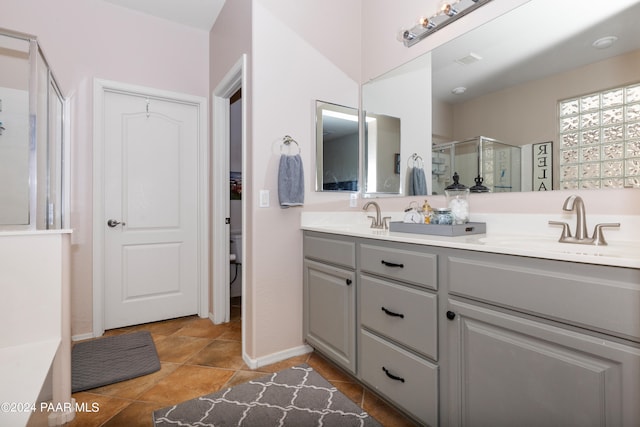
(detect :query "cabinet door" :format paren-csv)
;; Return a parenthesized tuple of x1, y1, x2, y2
(447, 299, 640, 427)
(303, 259, 356, 374)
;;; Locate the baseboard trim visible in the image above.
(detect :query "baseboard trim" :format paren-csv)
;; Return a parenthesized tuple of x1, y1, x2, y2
(243, 344, 314, 370)
(71, 333, 95, 342)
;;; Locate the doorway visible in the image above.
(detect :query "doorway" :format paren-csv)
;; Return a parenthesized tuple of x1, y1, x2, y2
(229, 88, 243, 304)
(212, 56, 246, 343)
(93, 79, 209, 336)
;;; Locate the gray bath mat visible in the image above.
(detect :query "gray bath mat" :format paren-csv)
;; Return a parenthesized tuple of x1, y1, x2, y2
(72, 330, 160, 393)
(153, 364, 382, 426)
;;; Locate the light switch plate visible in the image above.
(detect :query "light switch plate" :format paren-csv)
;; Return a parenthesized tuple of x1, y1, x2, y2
(350, 192, 358, 208)
(259, 190, 270, 207)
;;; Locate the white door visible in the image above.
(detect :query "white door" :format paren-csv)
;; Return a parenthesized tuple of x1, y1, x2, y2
(102, 90, 200, 329)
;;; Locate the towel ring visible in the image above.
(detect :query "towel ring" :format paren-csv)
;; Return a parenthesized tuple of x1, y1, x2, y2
(408, 153, 424, 168)
(281, 135, 301, 154)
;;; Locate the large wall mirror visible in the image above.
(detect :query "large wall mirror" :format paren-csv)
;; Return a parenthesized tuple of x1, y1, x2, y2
(315, 101, 359, 191)
(361, 0, 640, 195)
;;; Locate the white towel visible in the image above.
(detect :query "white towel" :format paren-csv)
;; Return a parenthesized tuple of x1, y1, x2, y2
(278, 154, 304, 208)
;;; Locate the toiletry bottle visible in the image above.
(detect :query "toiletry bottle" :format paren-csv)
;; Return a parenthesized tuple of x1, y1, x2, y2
(422, 200, 433, 224)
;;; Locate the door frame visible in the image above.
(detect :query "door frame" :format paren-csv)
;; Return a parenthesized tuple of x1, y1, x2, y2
(212, 55, 247, 327)
(92, 78, 209, 337)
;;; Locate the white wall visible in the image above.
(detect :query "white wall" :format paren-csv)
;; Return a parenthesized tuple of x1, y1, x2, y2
(247, 0, 360, 360)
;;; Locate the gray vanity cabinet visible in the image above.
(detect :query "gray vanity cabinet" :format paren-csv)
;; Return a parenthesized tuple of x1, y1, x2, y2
(303, 232, 357, 374)
(358, 241, 440, 427)
(303, 230, 640, 426)
(444, 250, 640, 427)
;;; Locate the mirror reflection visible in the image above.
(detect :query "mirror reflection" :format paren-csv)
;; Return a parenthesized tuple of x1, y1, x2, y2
(432, 136, 521, 194)
(362, 54, 431, 196)
(361, 0, 640, 195)
(433, 0, 640, 191)
(364, 112, 402, 194)
(315, 101, 359, 191)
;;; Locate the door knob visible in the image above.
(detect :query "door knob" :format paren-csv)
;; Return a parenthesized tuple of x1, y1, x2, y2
(107, 219, 125, 227)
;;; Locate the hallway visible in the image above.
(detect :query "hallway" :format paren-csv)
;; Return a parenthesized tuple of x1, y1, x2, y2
(67, 299, 416, 426)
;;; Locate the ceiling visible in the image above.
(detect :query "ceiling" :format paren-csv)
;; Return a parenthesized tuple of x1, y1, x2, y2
(103, 0, 226, 31)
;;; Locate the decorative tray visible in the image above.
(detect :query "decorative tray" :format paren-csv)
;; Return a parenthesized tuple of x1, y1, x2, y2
(389, 221, 486, 236)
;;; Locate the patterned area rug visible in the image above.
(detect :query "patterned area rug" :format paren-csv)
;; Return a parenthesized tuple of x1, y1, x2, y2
(72, 331, 160, 393)
(153, 364, 382, 426)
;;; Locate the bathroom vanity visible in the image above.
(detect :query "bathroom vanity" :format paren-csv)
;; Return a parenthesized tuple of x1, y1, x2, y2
(302, 218, 640, 426)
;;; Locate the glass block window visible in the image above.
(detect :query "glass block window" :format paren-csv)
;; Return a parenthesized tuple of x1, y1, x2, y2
(559, 83, 640, 189)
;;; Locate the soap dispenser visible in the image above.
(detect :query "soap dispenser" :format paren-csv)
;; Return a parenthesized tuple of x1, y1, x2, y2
(445, 172, 470, 224)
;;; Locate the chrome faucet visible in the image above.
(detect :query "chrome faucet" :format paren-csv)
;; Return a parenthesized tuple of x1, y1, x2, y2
(549, 195, 620, 245)
(363, 201, 390, 229)
(563, 194, 588, 240)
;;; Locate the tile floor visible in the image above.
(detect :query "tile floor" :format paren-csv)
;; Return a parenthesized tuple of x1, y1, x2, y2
(67, 298, 417, 426)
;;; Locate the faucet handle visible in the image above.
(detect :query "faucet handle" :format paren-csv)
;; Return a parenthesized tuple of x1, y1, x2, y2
(382, 216, 392, 230)
(549, 221, 572, 241)
(367, 215, 378, 228)
(591, 223, 620, 246)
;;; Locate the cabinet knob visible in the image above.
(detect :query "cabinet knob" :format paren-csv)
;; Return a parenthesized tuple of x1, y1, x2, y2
(345, 278, 352, 286)
(446, 310, 456, 320)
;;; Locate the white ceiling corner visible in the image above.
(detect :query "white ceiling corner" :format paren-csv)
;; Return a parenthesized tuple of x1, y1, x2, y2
(103, 0, 226, 31)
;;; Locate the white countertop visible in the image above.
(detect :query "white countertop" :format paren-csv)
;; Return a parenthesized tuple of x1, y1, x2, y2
(0, 339, 60, 427)
(301, 212, 640, 269)
(0, 229, 72, 237)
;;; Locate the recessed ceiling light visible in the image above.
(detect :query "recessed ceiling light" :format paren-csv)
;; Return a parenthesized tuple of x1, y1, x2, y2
(592, 36, 618, 49)
(451, 86, 467, 95)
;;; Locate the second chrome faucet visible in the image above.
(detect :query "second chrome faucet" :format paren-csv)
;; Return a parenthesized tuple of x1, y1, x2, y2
(549, 195, 619, 245)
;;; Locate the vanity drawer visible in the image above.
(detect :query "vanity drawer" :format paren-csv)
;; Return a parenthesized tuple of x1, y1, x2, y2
(447, 250, 640, 342)
(360, 329, 438, 426)
(360, 274, 438, 360)
(359, 243, 437, 290)
(304, 232, 356, 269)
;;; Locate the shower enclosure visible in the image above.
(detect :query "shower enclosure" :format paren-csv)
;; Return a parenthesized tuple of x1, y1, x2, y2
(0, 29, 66, 230)
(432, 136, 521, 194)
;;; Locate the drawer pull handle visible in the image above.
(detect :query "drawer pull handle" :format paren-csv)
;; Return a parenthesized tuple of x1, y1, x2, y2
(345, 278, 352, 286)
(446, 310, 456, 320)
(382, 366, 405, 383)
(381, 307, 404, 319)
(381, 260, 404, 268)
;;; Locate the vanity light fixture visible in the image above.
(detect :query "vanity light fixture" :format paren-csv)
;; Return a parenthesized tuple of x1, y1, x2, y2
(401, 0, 493, 48)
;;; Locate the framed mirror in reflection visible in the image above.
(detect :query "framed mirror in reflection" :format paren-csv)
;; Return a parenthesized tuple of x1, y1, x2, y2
(361, 0, 640, 195)
(315, 101, 359, 192)
(364, 112, 402, 194)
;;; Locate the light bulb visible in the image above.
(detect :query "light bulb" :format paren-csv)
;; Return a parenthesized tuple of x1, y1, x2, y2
(420, 16, 436, 30)
(439, 1, 458, 16)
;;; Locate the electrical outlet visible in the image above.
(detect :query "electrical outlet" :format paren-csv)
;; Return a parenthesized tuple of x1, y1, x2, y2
(259, 190, 270, 207)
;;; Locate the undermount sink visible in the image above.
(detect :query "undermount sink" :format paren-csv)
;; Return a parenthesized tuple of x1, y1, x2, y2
(477, 235, 633, 258)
